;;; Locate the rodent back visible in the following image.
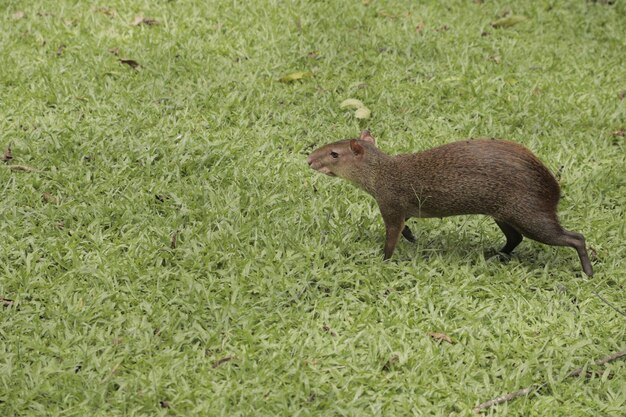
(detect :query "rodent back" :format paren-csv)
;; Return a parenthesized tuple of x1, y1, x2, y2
(388, 140, 561, 217)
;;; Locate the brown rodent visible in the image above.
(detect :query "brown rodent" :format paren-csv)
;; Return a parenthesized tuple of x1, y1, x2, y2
(307, 130, 593, 277)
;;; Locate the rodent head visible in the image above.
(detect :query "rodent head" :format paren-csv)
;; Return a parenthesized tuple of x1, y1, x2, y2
(307, 130, 377, 179)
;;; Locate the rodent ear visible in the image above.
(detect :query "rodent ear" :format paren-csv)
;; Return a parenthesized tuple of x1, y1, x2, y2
(349, 139, 364, 155)
(360, 130, 375, 144)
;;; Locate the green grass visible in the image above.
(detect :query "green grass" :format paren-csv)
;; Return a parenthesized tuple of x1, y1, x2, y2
(1, 0, 625, 416)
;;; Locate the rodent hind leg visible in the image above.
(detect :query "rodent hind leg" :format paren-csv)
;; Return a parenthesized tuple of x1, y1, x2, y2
(562, 230, 594, 277)
(514, 218, 594, 277)
(402, 222, 416, 243)
(495, 220, 523, 255)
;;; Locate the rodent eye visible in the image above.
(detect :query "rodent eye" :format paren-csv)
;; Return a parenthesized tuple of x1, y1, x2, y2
(330, 151, 339, 159)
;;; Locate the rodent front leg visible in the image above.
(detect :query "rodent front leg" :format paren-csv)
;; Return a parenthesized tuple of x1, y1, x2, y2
(381, 209, 405, 260)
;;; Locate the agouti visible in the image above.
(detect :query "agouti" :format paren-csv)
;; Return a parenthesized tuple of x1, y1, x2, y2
(307, 131, 593, 277)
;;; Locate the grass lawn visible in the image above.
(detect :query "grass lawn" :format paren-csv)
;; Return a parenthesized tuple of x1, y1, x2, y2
(1, 0, 625, 415)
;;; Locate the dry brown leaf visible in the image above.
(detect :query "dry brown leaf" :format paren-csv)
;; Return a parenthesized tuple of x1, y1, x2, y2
(1, 296, 14, 308)
(160, 401, 170, 408)
(382, 354, 399, 371)
(170, 231, 178, 249)
(415, 22, 425, 33)
(95, 7, 116, 17)
(132, 16, 159, 26)
(612, 129, 625, 137)
(7, 164, 37, 172)
(12, 11, 26, 20)
(3, 143, 13, 162)
(108, 47, 120, 56)
(322, 323, 337, 337)
(619, 91, 626, 101)
(119, 58, 140, 69)
(429, 332, 454, 344)
(56, 44, 66, 56)
(42, 192, 59, 204)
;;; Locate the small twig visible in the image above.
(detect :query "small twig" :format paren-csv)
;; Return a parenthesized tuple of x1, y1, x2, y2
(170, 230, 178, 249)
(3, 142, 13, 161)
(592, 290, 626, 318)
(6, 164, 38, 172)
(212, 356, 233, 368)
(474, 385, 539, 413)
(474, 348, 626, 413)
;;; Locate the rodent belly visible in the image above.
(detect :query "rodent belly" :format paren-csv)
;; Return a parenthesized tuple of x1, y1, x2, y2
(407, 196, 488, 218)
(407, 206, 448, 218)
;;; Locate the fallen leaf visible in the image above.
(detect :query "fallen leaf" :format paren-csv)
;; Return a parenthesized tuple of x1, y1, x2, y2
(108, 47, 120, 56)
(12, 11, 26, 20)
(436, 24, 449, 32)
(95, 7, 116, 17)
(3, 143, 12, 161)
(491, 15, 528, 28)
(212, 356, 233, 368)
(56, 44, 66, 56)
(170, 231, 178, 249)
(119, 58, 140, 69)
(279, 71, 313, 83)
(382, 354, 399, 371)
(497, 9, 512, 18)
(160, 401, 170, 408)
(429, 332, 454, 344)
(7, 164, 37, 172)
(377, 11, 399, 19)
(488, 55, 501, 64)
(619, 91, 625, 101)
(340, 98, 365, 110)
(354, 107, 371, 119)
(42, 192, 59, 204)
(612, 129, 625, 137)
(348, 81, 368, 90)
(322, 323, 337, 337)
(415, 22, 425, 33)
(132, 16, 159, 26)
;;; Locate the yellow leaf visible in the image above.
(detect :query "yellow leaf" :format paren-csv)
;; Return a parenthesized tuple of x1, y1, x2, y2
(354, 107, 371, 119)
(491, 15, 528, 28)
(340, 98, 365, 109)
(279, 71, 313, 83)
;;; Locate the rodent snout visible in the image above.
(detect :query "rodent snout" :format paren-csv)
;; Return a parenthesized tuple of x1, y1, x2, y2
(306, 156, 314, 166)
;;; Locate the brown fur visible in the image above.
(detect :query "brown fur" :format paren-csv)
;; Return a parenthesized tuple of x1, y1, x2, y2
(307, 131, 593, 276)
